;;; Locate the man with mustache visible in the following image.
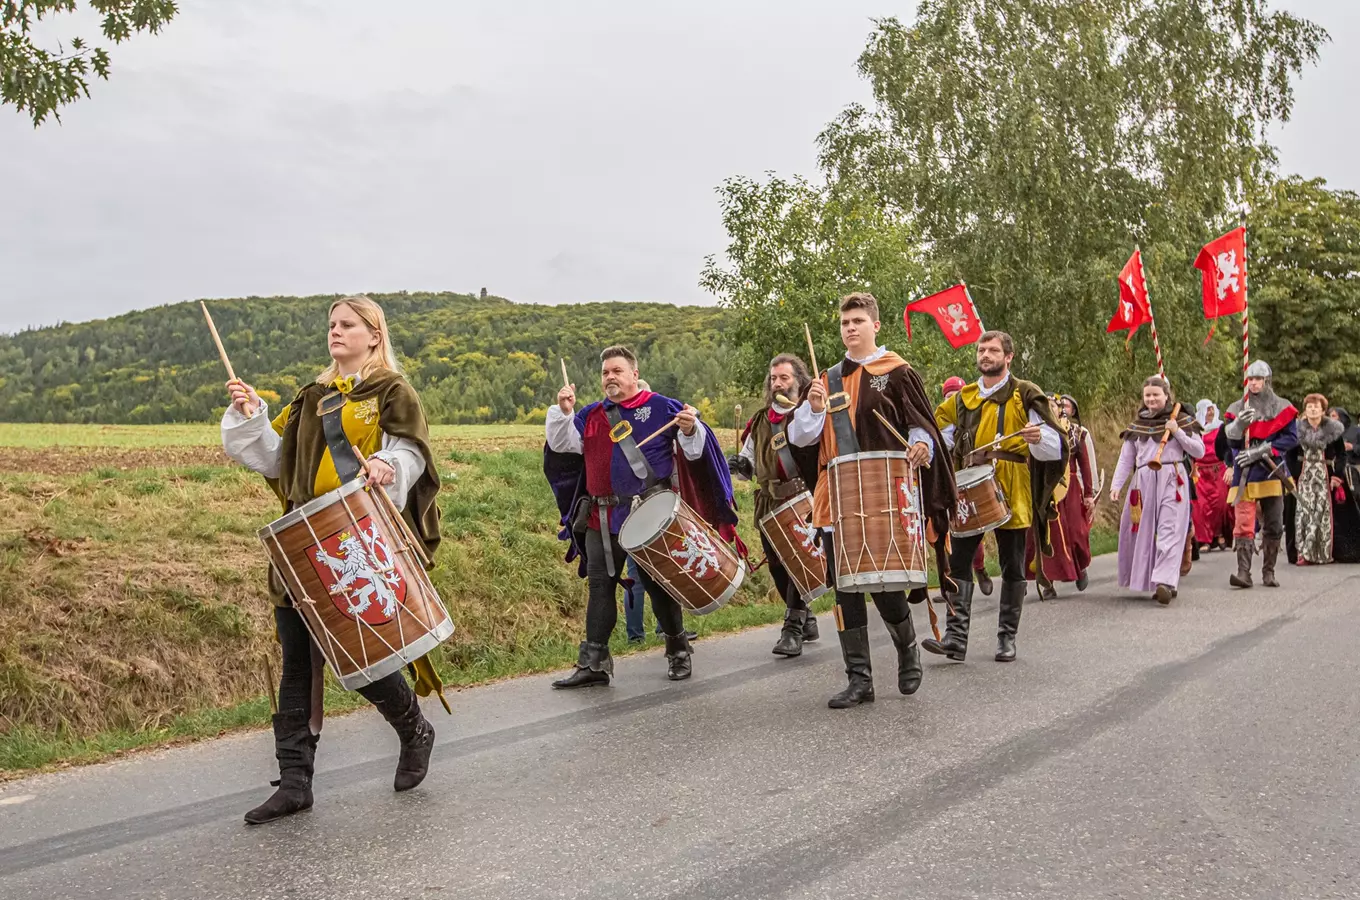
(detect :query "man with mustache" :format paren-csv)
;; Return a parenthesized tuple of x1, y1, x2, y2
(544, 345, 738, 687)
(924, 331, 1066, 664)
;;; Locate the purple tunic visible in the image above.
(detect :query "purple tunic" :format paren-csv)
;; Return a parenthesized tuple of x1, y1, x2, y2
(1112, 428, 1205, 592)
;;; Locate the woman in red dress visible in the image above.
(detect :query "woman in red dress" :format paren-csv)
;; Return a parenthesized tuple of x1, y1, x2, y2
(1027, 396, 1096, 598)
(1192, 399, 1234, 551)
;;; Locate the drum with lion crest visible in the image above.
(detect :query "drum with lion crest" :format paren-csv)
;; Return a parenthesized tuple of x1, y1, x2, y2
(258, 478, 454, 690)
(618, 490, 745, 615)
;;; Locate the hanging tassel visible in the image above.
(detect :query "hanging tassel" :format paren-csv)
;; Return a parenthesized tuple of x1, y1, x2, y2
(1129, 488, 1142, 533)
(1203, 321, 1218, 347)
(1175, 471, 1184, 503)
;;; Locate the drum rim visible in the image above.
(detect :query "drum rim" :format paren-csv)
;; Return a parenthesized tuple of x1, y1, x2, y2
(835, 570, 928, 590)
(827, 450, 909, 467)
(683, 559, 746, 615)
(258, 477, 367, 537)
(335, 615, 455, 691)
(617, 489, 680, 552)
(955, 463, 997, 488)
(760, 490, 814, 524)
(950, 513, 1012, 538)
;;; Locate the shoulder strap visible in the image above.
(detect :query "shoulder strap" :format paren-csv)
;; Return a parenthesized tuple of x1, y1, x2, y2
(318, 390, 363, 485)
(603, 403, 658, 485)
(770, 417, 801, 481)
(825, 362, 859, 457)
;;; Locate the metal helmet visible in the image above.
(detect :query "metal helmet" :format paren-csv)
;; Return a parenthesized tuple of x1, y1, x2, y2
(1245, 360, 1273, 379)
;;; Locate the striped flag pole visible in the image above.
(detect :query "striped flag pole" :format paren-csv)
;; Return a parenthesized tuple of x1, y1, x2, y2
(1136, 246, 1166, 380)
(1240, 220, 1251, 401)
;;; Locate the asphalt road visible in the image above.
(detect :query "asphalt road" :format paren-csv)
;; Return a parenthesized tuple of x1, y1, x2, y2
(2, 549, 1358, 900)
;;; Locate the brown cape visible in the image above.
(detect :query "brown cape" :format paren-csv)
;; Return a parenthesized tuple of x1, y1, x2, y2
(804, 351, 958, 596)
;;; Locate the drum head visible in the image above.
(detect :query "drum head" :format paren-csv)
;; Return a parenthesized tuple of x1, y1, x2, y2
(955, 465, 995, 490)
(618, 491, 680, 551)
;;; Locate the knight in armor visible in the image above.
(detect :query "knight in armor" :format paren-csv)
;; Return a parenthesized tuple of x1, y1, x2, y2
(728, 354, 824, 656)
(1221, 360, 1299, 588)
(222, 296, 444, 825)
(787, 293, 956, 709)
(923, 331, 1067, 663)
(544, 345, 738, 688)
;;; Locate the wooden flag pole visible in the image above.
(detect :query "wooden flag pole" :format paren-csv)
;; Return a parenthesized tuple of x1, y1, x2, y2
(1136, 246, 1166, 380)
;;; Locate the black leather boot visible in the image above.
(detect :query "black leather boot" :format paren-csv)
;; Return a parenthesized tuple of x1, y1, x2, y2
(772, 609, 807, 657)
(1229, 538, 1254, 589)
(996, 581, 1024, 662)
(664, 632, 693, 681)
(361, 674, 436, 792)
(244, 709, 316, 825)
(1262, 538, 1281, 587)
(828, 626, 875, 709)
(803, 613, 820, 642)
(881, 612, 922, 695)
(552, 641, 612, 689)
(922, 580, 973, 660)
(975, 568, 994, 597)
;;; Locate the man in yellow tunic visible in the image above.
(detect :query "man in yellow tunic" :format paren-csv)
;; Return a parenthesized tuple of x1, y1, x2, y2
(923, 331, 1066, 663)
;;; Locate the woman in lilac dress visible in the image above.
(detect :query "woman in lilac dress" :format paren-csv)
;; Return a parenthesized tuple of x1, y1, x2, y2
(1109, 376, 1205, 604)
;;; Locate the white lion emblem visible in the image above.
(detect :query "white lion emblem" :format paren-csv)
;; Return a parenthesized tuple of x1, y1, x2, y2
(634, 406, 651, 423)
(945, 302, 971, 335)
(313, 522, 401, 619)
(792, 519, 823, 559)
(1214, 250, 1242, 301)
(869, 374, 889, 392)
(670, 521, 721, 579)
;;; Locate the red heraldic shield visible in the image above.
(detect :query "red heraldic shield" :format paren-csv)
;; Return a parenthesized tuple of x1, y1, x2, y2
(307, 515, 407, 626)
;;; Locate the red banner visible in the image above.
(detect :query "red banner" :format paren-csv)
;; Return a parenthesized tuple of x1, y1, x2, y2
(1194, 227, 1248, 319)
(904, 284, 983, 349)
(1107, 250, 1152, 334)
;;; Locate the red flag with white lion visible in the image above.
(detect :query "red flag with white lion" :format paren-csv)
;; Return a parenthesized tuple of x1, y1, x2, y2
(904, 284, 983, 348)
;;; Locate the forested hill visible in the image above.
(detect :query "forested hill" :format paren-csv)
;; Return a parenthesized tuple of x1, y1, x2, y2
(0, 293, 747, 424)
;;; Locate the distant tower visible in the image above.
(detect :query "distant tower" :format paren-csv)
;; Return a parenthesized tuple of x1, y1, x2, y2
(480, 287, 487, 300)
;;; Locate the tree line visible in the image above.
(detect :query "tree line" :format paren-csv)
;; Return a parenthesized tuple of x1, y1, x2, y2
(0, 293, 755, 426)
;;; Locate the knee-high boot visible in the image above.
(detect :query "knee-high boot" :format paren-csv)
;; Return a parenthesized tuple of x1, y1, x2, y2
(360, 675, 436, 792)
(881, 612, 922, 695)
(1230, 538, 1255, 589)
(1262, 537, 1281, 588)
(243, 709, 316, 825)
(828, 626, 874, 709)
(996, 581, 1025, 662)
(922, 580, 973, 660)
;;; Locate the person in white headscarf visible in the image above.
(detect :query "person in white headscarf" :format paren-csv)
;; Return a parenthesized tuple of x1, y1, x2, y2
(1191, 399, 1233, 551)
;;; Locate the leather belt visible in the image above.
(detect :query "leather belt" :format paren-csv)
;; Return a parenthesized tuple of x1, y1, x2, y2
(768, 478, 806, 501)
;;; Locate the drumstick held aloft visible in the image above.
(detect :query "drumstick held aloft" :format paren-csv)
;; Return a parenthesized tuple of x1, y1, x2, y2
(634, 414, 684, 448)
(803, 322, 820, 378)
(201, 301, 237, 382)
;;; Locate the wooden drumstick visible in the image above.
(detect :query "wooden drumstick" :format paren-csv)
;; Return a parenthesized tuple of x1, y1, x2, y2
(803, 322, 820, 378)
(201, 301, 237, 382)
(352, 445, 433, 569)
(872, 409, 931, 470)
(970, 427, 1029, 456)
(734, 403, 743, 453)
(560, 357, 571, 389)
(1146, 402, 1182, 472)
(634, 414, 685, 449)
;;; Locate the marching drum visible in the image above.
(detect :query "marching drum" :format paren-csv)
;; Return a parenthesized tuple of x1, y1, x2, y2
(259, 478, 454, 691)
(619, 491, 745, 615)
(951, 464, 1012, 537)
(826, 451, 928, 593)
(758, 492, 830, 604)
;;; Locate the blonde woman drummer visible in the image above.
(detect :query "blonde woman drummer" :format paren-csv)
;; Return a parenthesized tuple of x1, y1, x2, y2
(222, 295, 443, 826)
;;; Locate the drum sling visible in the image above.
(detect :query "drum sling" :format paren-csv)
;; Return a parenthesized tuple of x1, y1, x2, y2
(318, 389, 365, 484)
(826, 363, 860, 458)
(767, 418, 805, 500)
(589, 404, 668, 577)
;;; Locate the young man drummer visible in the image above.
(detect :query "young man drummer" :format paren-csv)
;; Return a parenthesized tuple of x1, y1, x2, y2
(729, 353, 824, 656)
(787, 293, 956, 709)
(544, 346, 738, 688)
(223, 296, 443, 825)
(923, 331, 1066, 664)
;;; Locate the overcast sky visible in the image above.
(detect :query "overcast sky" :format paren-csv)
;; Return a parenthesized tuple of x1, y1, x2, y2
(1, 0, 1354, 333)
